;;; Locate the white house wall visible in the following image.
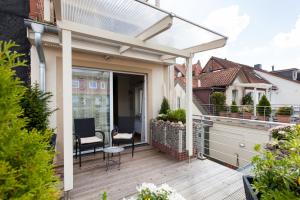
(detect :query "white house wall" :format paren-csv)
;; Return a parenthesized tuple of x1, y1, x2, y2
(225, 76, 244, 105)
(30, 45, 171, 162)
(255, 70, 300, 105)
(174, 84, 202, 115)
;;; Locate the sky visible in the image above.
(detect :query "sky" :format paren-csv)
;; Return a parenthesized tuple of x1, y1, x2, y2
(148, 0, 300, 70)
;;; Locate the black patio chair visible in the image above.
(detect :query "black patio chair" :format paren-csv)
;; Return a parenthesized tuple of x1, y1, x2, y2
(111, 128, 135, 157)
(74, 118, 105, 167)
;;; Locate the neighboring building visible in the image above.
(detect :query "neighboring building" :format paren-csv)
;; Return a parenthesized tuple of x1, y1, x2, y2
(254, 68, 300, 105)
(193, 57, 273, 106)
(271, 68, 300, 81)
(174, 60, 202, 77)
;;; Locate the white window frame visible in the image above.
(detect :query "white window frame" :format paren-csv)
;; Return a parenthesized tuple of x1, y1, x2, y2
(88, 80, 98, 89)
(100, 81, 106, 89)
(72, 79, 80, 88)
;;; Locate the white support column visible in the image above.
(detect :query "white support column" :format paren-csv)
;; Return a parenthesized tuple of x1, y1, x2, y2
(185, 56, 193, 157)
(253, 87, 257, 117)
(169, 65, 175, 109)
(62, 29, 73, 193)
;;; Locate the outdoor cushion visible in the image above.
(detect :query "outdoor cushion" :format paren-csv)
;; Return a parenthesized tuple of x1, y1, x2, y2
(80, 136, 103, 144)
(113, 133, 133, 140)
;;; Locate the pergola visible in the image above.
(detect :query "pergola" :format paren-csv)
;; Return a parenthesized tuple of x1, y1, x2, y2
(53, 0, 227, 194)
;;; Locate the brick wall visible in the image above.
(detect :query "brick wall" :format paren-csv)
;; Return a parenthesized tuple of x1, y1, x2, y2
(29, 0, 44, 21)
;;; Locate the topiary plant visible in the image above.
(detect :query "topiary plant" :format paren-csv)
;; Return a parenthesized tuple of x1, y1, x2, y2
(0, 41, 60, 199)
(159, 97, 170, 115)
(242, 93, 253, 105)
(210, 92, 226, 114)
(230, 101, 239, 113)
(256, 95, 271, 117)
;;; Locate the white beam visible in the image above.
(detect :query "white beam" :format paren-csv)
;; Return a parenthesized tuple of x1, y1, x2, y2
(57, 20, 190, 58)
(185, 56, 193, 157)
(62, 29, 73, 192)
(253, 87, 257, 117)
(120, 15, 173, 53)
(161, 38, 227, 60)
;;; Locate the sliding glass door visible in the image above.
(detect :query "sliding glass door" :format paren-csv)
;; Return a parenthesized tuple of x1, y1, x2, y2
(72, 68, 111, 145)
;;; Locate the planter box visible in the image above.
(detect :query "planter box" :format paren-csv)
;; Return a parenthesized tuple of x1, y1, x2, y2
(243, 176, 259, 200)
(151, 119, 199, 161)
(242, 112, 252, 119)
(229, 112, 240, 118)
(276, 115, 290, 123)
(256, 115, 268, 121)
(219, 111, 228, 117)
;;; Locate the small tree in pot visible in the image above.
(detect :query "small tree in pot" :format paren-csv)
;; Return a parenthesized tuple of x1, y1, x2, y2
(243, 125, 300, 200)
(256, 95, 271, 121)
(242, 93, 254, 119)
(210, 92, 226, 116)
(230, 101, 239, 118)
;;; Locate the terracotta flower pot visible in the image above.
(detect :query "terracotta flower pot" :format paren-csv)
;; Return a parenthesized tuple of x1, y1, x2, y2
(242, 112, 252, 119)
(257, 115, 268, 121)
(276, 115, 290, 123)
(219, 111, 228, 117)
(229, 112, 240, 118)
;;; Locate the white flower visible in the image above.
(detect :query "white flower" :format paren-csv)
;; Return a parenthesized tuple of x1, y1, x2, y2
(137, 183, 157, 193)
(159, 183, 175, 193)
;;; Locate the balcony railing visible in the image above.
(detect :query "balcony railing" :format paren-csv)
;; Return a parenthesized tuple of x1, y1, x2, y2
(193, 115, 286, 171)
(198, 104, 300, 124)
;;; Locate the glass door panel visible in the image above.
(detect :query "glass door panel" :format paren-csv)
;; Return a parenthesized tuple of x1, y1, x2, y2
(72, 68, 110, 145)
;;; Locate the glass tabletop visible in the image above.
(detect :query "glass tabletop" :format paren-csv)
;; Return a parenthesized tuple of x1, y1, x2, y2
(103, 146, 125, 153)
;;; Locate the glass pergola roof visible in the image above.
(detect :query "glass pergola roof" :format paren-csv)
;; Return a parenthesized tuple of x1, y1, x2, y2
(56, 0, 227, 59)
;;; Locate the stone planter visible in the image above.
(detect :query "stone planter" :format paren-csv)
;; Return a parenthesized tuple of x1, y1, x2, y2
(243, 176, 259, 200)
(151, 119, 199, 161)
(276, 115, 290, 123)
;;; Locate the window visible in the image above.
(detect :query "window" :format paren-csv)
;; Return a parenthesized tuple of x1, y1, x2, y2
(100, 81, 106, 89)
(72, 80, 79, 88)
(177, 97, 181, 108)
(88, 80, 97, 89)
(232, 89, 238, 102)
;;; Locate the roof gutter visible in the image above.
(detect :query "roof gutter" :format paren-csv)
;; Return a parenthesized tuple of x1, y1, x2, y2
(24, 19, 58, 92)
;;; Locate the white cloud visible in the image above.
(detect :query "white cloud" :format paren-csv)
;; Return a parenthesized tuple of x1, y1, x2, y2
(202, 5, 250, 42)
(273, 15, 300, 48)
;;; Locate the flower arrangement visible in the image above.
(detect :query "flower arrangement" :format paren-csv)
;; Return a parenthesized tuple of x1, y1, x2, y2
(125, 183, 185, 200)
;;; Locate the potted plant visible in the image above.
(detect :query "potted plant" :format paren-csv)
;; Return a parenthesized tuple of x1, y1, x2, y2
(243, 125, 300, 200)
(230, 101, 240, 118)
(242, 93, 254, 119)
(256, 95, 271, 121)
(210, 92, 227, 116)
(276, 106, 292, 123)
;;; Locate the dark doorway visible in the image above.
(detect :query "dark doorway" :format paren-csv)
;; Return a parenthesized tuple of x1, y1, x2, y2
(113, 73, 145, 143)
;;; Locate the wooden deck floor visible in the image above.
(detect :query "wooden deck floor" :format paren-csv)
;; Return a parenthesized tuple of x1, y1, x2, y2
(66, 145, 245, 200)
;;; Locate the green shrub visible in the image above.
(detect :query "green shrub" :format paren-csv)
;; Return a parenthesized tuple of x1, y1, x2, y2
(252, 125, 300, 199)
(167, 109, 186, 123)
(20, 83, 56, 134)
(277, 106, 293, 116)
(242, 93, 253, 105)
(210, 92, 226, 113)
(230, 101, 239, 113)
(256, 95, 271, 117)
(0, 41, 60, 199)
(159, 97, 170, 115)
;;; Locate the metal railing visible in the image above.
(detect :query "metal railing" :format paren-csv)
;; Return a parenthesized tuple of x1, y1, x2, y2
(193, 116, 281, 171)
(198, 104, 300, 124)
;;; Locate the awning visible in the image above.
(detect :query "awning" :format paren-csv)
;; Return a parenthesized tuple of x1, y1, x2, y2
(54, 0, 227, 61)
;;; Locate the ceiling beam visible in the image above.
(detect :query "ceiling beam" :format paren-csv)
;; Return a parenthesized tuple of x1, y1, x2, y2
(160, 38, 227, 60)
(119, 15, 173, 54)
(57, 20, 190, 58)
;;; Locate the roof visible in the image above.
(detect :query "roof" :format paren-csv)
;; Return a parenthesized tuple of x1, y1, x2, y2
(199, 57, 271, 87)
(174, 60, 202, 76)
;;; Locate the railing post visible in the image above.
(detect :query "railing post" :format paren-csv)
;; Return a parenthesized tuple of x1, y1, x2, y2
(197, 121, 206, 160)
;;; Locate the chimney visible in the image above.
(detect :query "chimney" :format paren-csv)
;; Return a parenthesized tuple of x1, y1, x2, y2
(272, 65, 275, 71)
(254, 64, 262, 70)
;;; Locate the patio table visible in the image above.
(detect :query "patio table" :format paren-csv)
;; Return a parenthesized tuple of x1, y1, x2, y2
(103, 146, 124, 171)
